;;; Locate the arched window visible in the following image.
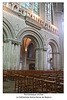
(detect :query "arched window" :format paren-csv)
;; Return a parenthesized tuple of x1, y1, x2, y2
(27, 43, 35, 58)
(24, 2, 39, 15)
(24, 2, 30, 10)
(45, 3, 53, 24)
(8, 2, 13, 9)
(33, 2, 39, 15)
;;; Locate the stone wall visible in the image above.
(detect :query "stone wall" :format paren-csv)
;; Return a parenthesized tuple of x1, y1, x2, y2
(3, 3, 63, 71)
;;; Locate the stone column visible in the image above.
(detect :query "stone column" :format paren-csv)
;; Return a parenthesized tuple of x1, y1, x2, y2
(52, 52, 60, 70)
(14, 44, 18, 70)
(43, 49, 47, 70)
(56, 53, 60, 70)
(3, 40, 12, 70)
(53, 53, 57, 70)
(17, 44, 20, 70)
(12, 43, 20, 70)
(35, 49, 39, 70)
(35, 48, 44, 70)
(54, 4, 64, 70)
(38, 49, 43, 70)
(3, 42, 7, 70)
(13, 44, 16, 70)
(24, 51, 27, 70)
(7, 41, 11, 70)
(10, 43, 14, 70)
(3, 42, 5, 69)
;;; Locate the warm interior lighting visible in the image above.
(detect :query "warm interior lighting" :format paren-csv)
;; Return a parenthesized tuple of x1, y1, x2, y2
(25, 48, 27, 52)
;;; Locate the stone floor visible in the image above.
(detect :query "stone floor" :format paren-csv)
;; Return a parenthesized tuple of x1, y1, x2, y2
(3, 80, 28, 93)
(3, 80, 17, 93)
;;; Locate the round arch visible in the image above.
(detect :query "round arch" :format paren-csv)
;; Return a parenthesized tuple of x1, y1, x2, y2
(17, 27, 44, 49)
(46, 38, 60, 70)
(47, 38, 59, 52)
(3, 17, 16, 39)
(17, 27, 44, 70)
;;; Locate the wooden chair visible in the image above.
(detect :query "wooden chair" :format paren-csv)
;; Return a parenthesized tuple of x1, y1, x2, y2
(59, 83, 64, 93)
(44, 80, 57, 93)
(26, 76, 34, 93)
(40, 75, 48, 80)
(57, 82, 64, 93)
(42, 80, 47, 93)
(48, 76, 57, 81)
(14, 74, 19, 92)
(34, 78, 43, 93)
(18, 75, 26, 93)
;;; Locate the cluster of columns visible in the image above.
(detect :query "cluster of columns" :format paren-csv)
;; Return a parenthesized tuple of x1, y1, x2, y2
(54, 3, 64, 70)
(35, 47, 47, 70)
(3, 39, 60, 70)
(35, 47, 60, 70)
(3, 39, 20, 70)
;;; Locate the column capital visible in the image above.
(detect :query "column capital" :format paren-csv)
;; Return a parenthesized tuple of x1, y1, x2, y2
(51, 52, 60, 54)
(35, 47, 43, 50)
(43, 48, 47, 51)
(4, 38, 21, 45)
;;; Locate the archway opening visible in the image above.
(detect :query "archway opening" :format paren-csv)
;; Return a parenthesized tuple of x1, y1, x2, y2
(20, 37, 35, 70)
(47, 40, 59, 70)
(47, 44, 53, 70)
(29, 63, 35, 70)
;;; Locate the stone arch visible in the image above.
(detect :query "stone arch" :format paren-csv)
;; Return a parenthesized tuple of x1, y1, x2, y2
(3, 29, 7, 40)
(3, 17, 16, 39)
(46, 38, 60, 70)
(47, 38, 59, 52)
(3, 17, 16, 70)
(17, 27, 44, 70)
(17, 27, 44, 48)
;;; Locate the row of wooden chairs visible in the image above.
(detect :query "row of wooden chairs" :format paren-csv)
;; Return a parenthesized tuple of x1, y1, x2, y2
(3, 70, 63, 80)
(14, 74, 64, 93)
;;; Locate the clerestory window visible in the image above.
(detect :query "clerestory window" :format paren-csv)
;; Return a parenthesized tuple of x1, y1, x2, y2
(33, 2, 39, 15)
(24, 2, 30, 10)
(24, 2, 39, 15)
(45, 3, 53, 24)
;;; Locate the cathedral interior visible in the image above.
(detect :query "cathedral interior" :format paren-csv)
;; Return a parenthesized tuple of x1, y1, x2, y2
(3, 2, 64, 93)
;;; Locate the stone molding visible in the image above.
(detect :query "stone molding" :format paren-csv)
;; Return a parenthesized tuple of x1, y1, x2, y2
(17, 27, 44, 49)
(25, 16, 42, 30)
(3, 17, 16, 39)
(50, 52, 60, 54)
(35, 47, 43, 50)
(4, 38, 21, 45)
